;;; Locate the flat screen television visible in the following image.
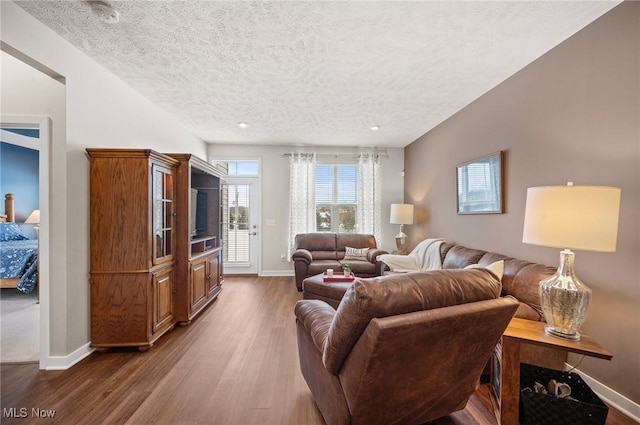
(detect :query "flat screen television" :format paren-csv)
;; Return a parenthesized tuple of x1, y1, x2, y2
(190, 188, 208, 238)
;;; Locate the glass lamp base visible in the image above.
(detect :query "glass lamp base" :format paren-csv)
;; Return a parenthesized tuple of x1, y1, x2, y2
(395, 236, 407, 254)
(544, 325, 581, 341)
(395, 226, 408, 253)
(539, 249, 591, 342)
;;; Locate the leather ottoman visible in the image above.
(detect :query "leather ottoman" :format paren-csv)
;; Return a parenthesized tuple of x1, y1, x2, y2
(301, 273, 353, 309)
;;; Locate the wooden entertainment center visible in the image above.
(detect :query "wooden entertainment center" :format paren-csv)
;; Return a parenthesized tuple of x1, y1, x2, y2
(86, 149, 224, 351)
(169, 153, 223, 325)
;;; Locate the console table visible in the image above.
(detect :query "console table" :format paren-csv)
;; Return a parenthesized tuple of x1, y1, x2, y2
(491, 317, 612, 425)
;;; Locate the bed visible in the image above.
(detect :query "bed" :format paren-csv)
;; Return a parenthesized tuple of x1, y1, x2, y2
(0, 193, 39, 294)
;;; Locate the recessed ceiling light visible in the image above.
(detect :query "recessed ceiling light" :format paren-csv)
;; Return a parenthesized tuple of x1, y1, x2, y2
(370, 125, 380, 131)
(238, 122, 248, 128)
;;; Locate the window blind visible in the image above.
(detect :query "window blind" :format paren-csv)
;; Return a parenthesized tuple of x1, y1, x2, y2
(315, 164, 357, 232)
(226, 184, 250, 263)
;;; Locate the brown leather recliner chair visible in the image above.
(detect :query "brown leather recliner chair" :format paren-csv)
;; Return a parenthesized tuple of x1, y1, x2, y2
(295, 269, 519, 425)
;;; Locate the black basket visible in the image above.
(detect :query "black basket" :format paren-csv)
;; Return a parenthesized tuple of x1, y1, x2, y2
(520, 363, 608, 425)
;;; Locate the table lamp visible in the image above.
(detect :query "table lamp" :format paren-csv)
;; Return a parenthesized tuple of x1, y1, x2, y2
(390, 203, 414, 254)
(25, 209, 41, 238)
(522, 183, 620, 340)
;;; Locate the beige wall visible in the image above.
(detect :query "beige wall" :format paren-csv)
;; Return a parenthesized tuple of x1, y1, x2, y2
(405, 2, 639, 403)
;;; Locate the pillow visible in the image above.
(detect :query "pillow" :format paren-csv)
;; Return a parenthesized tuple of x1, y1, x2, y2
(344, 246, 370, 261)
(0, 222, 29, 242)
(465, 260, 504, 282)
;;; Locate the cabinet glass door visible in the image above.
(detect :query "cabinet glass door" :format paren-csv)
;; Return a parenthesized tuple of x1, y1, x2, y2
(153, 164, 174, 263)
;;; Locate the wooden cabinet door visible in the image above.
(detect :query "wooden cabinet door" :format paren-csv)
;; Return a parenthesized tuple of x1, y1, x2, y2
(206, 250, 221, 298)
(189, 256, 208, 314)
(218, 248, 224, 284)
(152, 266, 175, 334)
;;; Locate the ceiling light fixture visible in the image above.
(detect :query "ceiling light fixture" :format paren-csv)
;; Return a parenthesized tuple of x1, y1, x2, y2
(370, 125, 380, 131)
(238, 122, 248, 128)
(89, 1, 120, 24)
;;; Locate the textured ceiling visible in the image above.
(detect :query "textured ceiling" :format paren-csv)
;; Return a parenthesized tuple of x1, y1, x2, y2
(14, 1, 620, 148)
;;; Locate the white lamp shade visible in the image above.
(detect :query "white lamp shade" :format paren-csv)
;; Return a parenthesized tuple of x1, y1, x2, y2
(522, 186, 621, 252)
(25, 209, 40, 224)
(390, 204, 414, 225)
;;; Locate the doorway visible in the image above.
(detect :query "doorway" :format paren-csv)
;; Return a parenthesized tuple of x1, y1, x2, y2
(1, 47, 62, 369)
(214, 159, 261, 275)
(0, 116, 50, 368)
(224, 178, 259, 274)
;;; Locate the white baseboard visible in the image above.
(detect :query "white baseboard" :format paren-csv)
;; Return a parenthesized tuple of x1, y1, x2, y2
(259, 270, 294, 277)
(44, 342, 94, 370)
(565, 364, 640, 423)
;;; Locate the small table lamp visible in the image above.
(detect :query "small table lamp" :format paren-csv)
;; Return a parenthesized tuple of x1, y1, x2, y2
(522, 184, 620, 340)
(390, 203, 414, 254)
(25, 209, 40, 238)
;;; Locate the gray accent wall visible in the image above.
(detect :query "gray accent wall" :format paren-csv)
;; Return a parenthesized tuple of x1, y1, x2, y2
(404, 2, 639, 403)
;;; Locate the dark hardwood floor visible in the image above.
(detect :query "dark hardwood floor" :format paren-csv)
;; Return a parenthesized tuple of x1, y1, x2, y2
(1, 276, 635, 425)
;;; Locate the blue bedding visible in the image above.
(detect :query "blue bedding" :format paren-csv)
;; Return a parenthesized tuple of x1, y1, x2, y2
(0, 239, 38, 294)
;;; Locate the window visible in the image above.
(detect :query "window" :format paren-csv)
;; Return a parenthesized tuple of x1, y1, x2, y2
(315, 164, 357, 233)
(288, 153, 381, 254)
(212, 160, 259, 176)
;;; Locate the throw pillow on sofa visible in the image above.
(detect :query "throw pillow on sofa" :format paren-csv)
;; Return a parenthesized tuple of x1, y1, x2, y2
(464, 260, 505, 282)
(344, 246, 369, 261)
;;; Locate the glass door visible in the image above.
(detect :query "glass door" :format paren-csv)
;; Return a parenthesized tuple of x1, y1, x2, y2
(223, 178, 258, 274)
(152, 163, 174, 264)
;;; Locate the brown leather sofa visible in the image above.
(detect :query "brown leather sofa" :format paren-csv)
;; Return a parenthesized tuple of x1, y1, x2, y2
(291, 233, 387, 291)
(434, 242, 556, 322)
(303, 241, 566, 370)
(295, 269, 519, 425)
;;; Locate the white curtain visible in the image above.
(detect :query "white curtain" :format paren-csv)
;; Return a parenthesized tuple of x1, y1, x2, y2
(288, 153, 316, 257)
(357, 153, 382, 242)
